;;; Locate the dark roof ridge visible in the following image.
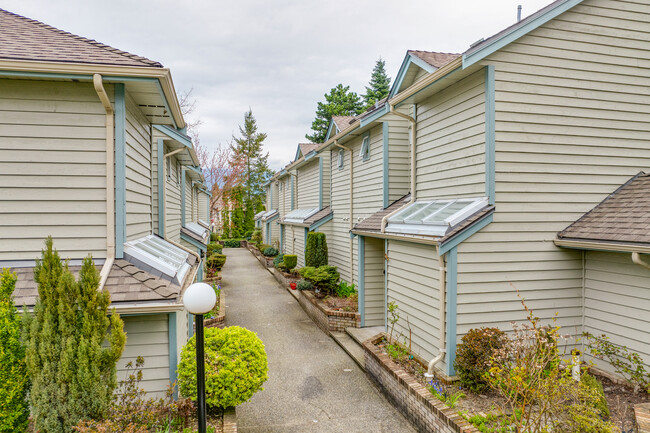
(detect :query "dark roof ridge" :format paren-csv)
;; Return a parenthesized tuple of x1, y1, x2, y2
(0, 8, 162, 67)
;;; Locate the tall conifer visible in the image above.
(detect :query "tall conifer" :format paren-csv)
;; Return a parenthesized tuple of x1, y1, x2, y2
(362, 58, 391, 110)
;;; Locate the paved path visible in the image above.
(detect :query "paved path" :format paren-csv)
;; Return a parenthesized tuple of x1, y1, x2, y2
(222, 248, 415, 433)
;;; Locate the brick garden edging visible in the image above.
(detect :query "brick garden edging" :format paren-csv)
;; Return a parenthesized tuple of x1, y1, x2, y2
(297, 289, 360, 335)
(199, 289, 225, 329)
(271, 266, 300, 287)
(223, 407, 237, 433)
(363, 333, 479, 433)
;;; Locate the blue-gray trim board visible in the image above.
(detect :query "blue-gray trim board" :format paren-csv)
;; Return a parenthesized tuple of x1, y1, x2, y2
(382, 122, 389, 208)
(157, 139, 165, 237)
(181, 167, 186, 226)
(153, 124, 193, 149)
(310, 213, 333, 232)
(318, 157, 323, 209)
(439, 213, 493, 255)
(168, 312, 178, 398)
(358, 235, 365, 327)
(485, 65, 496, 205)
(445, 247, 458, 377)
(114, 83, 126, 259)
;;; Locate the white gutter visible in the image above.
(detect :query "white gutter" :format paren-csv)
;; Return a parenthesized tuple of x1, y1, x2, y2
(93, 74, 115, 291)
(334, 139, 354, 282)
(425, 250, 447, 378)
(632, 252, 650, 270)
(381, 104, 417, 233)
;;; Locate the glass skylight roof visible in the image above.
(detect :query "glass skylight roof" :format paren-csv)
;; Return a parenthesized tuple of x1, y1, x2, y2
(185, 222, 209, 240)
(386, 197, 488, 237)
(261, 209, 278, 220)
(123, 235, 191, 284)
(254, 211, 266, 220)
(284, 207, 320, 224)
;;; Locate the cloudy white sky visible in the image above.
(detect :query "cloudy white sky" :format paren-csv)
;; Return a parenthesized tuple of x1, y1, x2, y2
(5, 0, 551, 171)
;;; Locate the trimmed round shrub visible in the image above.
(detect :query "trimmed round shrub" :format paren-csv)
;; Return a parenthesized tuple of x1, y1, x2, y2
(282, 254, 297, 270)
(178, 326, 268, 409)
(223, 239, 241, 248)
(454, 327, 507, 392)
(298, 265, 339, 293)
(207, 242, 222, 256)
(305, 232, 328, 267)
(206, 253, 226, 271)
(273, 254, 284, 269)
(296, 280, 313, 291)
(263, 247, 278, 257)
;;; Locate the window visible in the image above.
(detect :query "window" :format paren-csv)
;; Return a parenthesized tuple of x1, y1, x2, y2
(123, 235, 191, 284)
(338, 149, 345, 169)
(359, 135, 370, 160)
(284, 207, 319, 224)
(386, 197, 488, 237)
(166, 157, 172, 180)
(185, 222, 209, 240)
(177, 164, 181, 186)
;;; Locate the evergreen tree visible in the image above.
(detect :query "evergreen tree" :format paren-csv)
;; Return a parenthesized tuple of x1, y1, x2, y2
(221, 194, 231, 238)
(362, 58, 391, 110)
(24, 238, 126, 433)
(0, 269, 29, 433)
(230, 110, 273, 235)
(229, 186, 245, 239)
(306, 84, 364, 143)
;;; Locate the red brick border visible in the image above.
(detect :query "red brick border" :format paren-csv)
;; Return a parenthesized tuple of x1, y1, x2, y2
(200, 290, 225, 329)
(363, 333, 479, 433)
(297, 289, 360, 335)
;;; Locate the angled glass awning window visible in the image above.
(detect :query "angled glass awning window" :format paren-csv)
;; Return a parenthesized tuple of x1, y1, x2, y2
(254, 211, 266, 220)
(123, 235, 191, 284)
(283, 207, 320, 224)
(185, 222, 209, 240)
(261, 209, 278, 221)
(386, 197, 488, 237)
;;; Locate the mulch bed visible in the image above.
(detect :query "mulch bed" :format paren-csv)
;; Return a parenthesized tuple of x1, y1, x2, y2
(321, 295, 358, 312)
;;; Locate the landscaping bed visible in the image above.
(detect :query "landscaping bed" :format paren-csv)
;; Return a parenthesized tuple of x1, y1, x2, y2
(271, 266, 300, 288)
(297, 289, 360, 335)
(203, 286, 225, 329)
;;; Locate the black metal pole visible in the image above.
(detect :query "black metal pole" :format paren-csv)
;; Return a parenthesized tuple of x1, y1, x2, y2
(196, 314, 207, 433)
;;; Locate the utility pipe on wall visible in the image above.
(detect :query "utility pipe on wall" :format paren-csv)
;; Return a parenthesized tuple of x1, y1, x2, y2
(381, 104, 417, 233)
(93, 74, 115, 291)
(334, 139, 354, 282)
(632, 252, 650, 270)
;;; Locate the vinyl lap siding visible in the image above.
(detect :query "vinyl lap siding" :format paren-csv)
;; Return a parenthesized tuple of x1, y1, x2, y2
(352, 126, 384, 222)
(0, 79, 107, 260)
(415, 70, 486, 200)
(320, 153, 331, 206)
(184, 173, 192, 224)
(165, 154, 183, 243)
(119, 314, 170, 397)
(584, 251, 650, 370)
(386, 241, 443, 371)
(199, 192, 209, 222)
(363, 237, 385, 326)
(297, 159, 319, 209)
(387, 120, 410, 203)
(329, 149, 352, 283)
(456, 0, 650, 342)
(125, 96, 152, 241)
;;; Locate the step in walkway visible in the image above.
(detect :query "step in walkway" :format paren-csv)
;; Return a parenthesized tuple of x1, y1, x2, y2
(331, 326, 384, 371)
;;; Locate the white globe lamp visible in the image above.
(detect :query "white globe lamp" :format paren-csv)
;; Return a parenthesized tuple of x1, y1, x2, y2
(183, 282, 217, 315)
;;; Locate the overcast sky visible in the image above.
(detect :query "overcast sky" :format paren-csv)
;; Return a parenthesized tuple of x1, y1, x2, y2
(4, 0, 551, 171)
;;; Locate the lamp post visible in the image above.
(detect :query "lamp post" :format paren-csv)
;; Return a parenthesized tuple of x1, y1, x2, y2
(183, 282, 217, 433)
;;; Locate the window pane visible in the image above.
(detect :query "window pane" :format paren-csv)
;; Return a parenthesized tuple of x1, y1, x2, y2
(404, 202, 448, 223)
(390, 202, 431, 222)
(424, 201, 468, 222)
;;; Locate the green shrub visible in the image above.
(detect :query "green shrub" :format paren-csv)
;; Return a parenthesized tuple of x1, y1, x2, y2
(25, 237, 126, 433)
(273, 254, 284, 269)
(223, 239, 241, 248)
(0, 269, 29, 433)
(178, 326, 268, 408)
(210, 232, 218, 242)
(206, 253, 227, 271)
(455, 327, 507, 392)
(283, 254, 297, 270)
(335, 281, 356, 298)
(305, 232, 328, 267)
(296, 280, 313, 291)
(207, 242, 222, 256)
(581, 372, 610, 419)
(258, 243, 272, 252)
(263, 247, 278, 257)
(298, 266, 339, 293)
(251, 229, 262, 245)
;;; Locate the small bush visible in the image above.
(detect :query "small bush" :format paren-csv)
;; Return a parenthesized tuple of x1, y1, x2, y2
(298, 266, 339, 293)
(305, 232, 328, 267)
(273, 254, 284, 269)
(223, 239, 241, 248)
(178, 326, 268, 408)
(207, 242, 222, 256)
(251, 229, 262, 245)
(210, 232, 218, 242)
(454, 327, 507, 392)
(206, 253, 226, 271)
(263, 247, 278, 257)
(283, 254, 297, 270)
(258, 243, 271, 252)
(581, 372, 610, 419)
(296, 280, 313, 291)
(335, 281, 356, 298)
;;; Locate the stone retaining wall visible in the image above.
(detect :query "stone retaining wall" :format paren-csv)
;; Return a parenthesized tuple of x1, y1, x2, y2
(297, 290, 360, 335)
(363, 334, 478, 433)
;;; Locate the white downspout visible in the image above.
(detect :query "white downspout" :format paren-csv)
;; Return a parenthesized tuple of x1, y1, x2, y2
(381, 104, 417, 233)
(425, 250, 447, 378)
(632, 252, 650, 270)
(93, 74, 115, 291)
(334, 139, 354, 282)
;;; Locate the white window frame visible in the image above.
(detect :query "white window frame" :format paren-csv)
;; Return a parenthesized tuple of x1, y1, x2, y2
(123, 235, 191, 283)
(359, 135, 370, 161)
(337, 149, 345, 170)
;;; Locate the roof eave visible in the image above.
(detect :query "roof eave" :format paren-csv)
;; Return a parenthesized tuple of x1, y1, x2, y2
(554, 238, 650, 254)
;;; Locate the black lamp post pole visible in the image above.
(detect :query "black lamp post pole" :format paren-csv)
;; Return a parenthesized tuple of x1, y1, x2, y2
(195, 314, 207, 433)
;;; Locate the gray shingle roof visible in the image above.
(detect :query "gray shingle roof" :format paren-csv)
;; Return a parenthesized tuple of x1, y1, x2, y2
(408, 51, 460, 68)
(332, 116, 356, 132)
(304, 206, 332, 227)
(558, 172, 650, 246)
(0, 8, 162, 67)
(299, 143, 319, 156)
(353, 195, 411, 232)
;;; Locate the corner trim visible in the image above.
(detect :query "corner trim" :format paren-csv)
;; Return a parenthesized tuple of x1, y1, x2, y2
(168, 312, 178, 399)
(485, 65, 496, 205)
(383, 122, 389, 208)
(157, 139, 165, 237)
(318, 157, 324, 209)
(358, 235, 365, 327)
(114, 83, 126, 258)
(181, 167, 186, 226)
(445, 247, 458, 377)
(439, 213, 493, 255)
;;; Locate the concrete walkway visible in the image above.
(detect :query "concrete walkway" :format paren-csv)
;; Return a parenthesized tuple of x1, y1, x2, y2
(222, 248, 415, 433)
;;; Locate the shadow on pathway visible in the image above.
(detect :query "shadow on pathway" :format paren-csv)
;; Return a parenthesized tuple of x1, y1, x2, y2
(221, 248, 415, 433)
